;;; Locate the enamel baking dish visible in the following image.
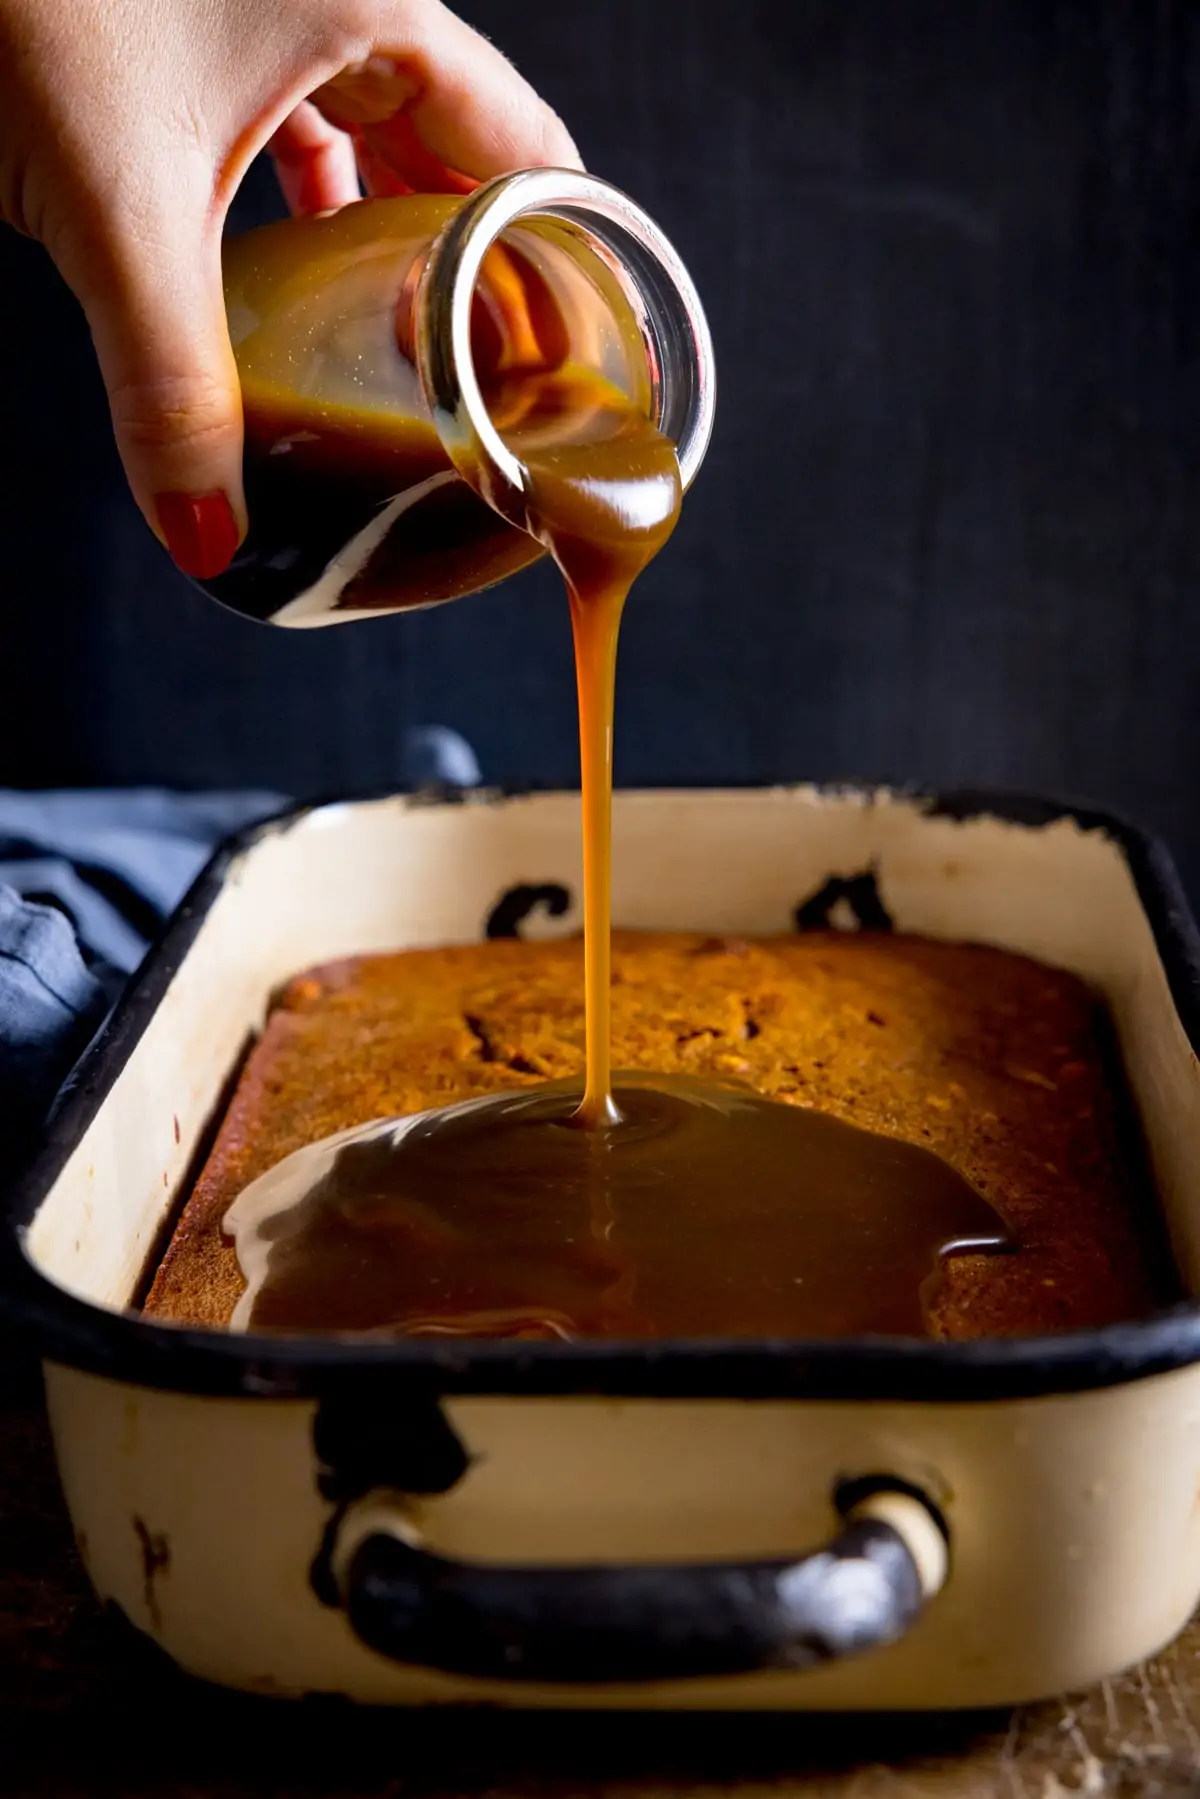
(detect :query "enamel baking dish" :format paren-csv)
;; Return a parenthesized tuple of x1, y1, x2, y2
(6, 785, 1200, 1711)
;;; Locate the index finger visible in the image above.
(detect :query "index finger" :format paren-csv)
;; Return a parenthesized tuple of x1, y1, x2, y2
(353, 110, 478, 197)
(312, 1, 582, 185)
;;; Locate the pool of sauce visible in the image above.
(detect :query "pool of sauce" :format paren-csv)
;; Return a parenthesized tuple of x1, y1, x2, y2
(223, 236, 1011, 1340)
(227, 1078, 1009, 1340)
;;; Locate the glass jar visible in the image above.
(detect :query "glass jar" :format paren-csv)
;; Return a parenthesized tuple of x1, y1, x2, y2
(204, 169, 716, 627)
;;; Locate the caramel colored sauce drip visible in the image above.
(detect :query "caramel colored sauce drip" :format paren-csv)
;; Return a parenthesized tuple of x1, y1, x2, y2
(501, 370, 682, 1124)
(225, 241, 1012, 1340)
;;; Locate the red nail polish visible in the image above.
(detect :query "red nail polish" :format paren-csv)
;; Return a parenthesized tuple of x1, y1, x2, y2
(156, 491, 240, 580)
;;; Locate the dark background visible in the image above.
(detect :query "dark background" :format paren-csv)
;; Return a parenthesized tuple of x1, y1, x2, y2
(4, 3, 1200, 880)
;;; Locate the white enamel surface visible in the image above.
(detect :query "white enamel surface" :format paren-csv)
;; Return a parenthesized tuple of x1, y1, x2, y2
(45, 1361, 1200, 1709)
(21, 787, 1200, 1707)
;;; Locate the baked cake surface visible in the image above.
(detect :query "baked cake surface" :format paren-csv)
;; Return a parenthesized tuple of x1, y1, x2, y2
(142, 930, 1171, 1336)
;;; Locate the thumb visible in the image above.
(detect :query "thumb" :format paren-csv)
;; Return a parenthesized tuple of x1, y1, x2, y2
(67, 208, 246, 581)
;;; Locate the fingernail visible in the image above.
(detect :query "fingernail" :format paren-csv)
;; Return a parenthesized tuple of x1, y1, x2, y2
(156, 491, 240, 580)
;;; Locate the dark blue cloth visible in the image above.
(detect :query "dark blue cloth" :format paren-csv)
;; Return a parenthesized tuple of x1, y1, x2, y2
(0, 789, 287, 1163)
(0, 727, 482, 1168)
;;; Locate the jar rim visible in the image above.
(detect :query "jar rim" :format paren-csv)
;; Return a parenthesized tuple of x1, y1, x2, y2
(413, 167, 716, 534)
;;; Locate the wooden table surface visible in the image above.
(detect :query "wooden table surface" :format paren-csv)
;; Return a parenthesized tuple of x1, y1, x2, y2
(5, 1354, 1200, 1799)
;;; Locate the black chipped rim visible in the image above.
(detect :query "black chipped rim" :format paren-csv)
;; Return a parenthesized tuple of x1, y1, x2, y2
(4, 780, 1200, 1405)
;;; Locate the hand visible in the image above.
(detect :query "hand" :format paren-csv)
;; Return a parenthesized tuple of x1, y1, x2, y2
(0, 0, 579, 577)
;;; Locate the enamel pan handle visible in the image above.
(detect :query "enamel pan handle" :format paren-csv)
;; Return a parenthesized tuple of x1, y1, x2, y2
(332, 1491, 946, 1684)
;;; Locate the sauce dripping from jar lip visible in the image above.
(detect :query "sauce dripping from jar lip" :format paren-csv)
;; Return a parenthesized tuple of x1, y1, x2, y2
(504, 372, 683, 1128)
(222, 248, 1014, 1341)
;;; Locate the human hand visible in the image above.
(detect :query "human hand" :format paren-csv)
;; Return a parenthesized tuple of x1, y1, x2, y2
(0, 0, 579, 577)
